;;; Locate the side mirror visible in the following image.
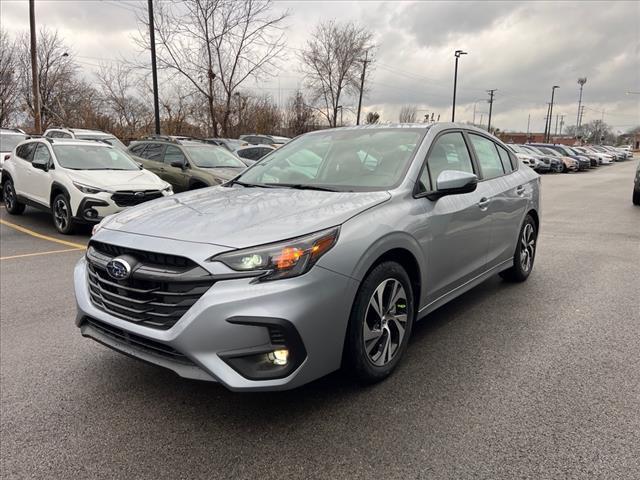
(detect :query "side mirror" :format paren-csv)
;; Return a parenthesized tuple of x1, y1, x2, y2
(171, 160, 187, 169)
(32, 158, 49, 172)
(427, 170, 477, 200)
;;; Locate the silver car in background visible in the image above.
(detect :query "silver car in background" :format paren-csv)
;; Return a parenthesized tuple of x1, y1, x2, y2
(75, 123, 541, 391)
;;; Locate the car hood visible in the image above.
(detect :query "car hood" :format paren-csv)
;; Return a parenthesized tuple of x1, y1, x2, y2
(102, 186, 391, 248)
(198, 167, 244, 181)
(64, 169, 166, 190)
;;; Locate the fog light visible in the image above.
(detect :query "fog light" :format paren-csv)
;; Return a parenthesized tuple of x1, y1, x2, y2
(85, 208, 98, 219)
(267, 349, 289, 366)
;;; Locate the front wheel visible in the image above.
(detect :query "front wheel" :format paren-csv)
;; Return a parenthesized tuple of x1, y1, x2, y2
(500, 214, 537, 282)
(344, 261, 415, 384)
(52, 194, 75, 234)
(633, 189, 640, 206)
(3, 179, 26, 215)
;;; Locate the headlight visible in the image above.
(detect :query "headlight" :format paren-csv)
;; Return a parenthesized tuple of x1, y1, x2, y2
(162, 183, 173, 194)
(210, 227, 340, 281)
(73, 182, 110, 194)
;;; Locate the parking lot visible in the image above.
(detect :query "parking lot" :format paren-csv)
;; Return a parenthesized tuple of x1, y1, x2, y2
(1, 160, 639, 479)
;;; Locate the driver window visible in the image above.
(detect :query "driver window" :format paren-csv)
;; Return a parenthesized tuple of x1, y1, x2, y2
(422, 132, 473, 191)
(164, 145, 186, 165)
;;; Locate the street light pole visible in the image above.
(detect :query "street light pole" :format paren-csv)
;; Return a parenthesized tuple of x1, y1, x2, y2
(148, 0, 161, 135)
(356, 50, 370, 126)
(546, 86, 559, 142)
(576, 78, 587, 138)
(451, 50, 467, 122)
(29, 0, 41, 134)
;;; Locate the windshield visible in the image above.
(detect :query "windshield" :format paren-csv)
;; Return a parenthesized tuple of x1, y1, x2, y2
(1, 134, 27, 152)
(523, 145, 544, 155)
(508, 144, 528, 154)
(76, 135, 127, 152)
(538, 147, 560, 157)
(184, 146, 246, 168)
(53, 145, 140, 170)
(236, 128, 426, 191)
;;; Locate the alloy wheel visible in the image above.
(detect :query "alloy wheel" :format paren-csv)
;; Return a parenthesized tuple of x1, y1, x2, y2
(363, 278, 408, 366)
(520, 223, 536, 272)
(53, 198, 69, 230)
(3, 183, 15, 210)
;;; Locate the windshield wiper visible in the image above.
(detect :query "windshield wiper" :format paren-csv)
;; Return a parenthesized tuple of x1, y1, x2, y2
(265, 183, 338, 192)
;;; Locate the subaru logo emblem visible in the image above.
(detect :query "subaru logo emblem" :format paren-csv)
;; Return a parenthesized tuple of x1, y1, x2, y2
(106, 257, 132, 280)
(134, 191, 145, 197)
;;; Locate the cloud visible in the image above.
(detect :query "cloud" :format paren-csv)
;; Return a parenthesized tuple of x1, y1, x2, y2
(1, 0, 638, 131)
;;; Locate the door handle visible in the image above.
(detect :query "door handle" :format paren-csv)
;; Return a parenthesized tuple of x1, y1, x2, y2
(516, 185, 525, 195)
(477, 197, 490, 209)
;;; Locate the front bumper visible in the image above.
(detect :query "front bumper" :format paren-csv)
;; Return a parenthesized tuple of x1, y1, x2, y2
(74, 244, 359, 391)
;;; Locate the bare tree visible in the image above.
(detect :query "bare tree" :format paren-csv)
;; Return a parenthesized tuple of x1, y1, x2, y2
(17, 28, 79, 128)
(285, 90, 314, 136)
(0, 30, 22, 127)
(398, 105, 417, 123)
(136, 0, 288, 137)
(365, 111, 380, 124)
(300, 20, 374, 127)
(96, 63, 152, 138)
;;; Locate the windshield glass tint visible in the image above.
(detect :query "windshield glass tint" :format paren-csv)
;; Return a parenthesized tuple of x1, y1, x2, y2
(237, 128, 425, 191)
(1, 134, 27, 151)
(53, 145, 140, 170)
(76, 135, 127, 151)
(184, 146, 246, 168)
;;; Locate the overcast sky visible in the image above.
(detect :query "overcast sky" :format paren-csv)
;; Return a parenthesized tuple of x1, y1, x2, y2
(2, 0, 639, 132)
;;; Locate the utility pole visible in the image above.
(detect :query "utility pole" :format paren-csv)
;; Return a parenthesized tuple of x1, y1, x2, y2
(543, 103, 551, 141)
(29, 0, 41, 134)
(546, 85, 559, 142)
(554, 114, 559, 135)
(486, 89, 496, 133)
(559, 114, 565, 135)
(451, 50, 467, 122)
(526, 113, 531, 140)
(356, 51, 370, 125)
(576, 78, 587, 138)
(148, 0, 161, 135)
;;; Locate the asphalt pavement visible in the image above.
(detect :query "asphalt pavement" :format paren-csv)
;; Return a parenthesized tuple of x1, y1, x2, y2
(1, 160, 639, 479)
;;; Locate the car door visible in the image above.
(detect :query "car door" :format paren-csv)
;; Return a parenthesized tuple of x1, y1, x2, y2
(138, 142, 167, 179)
(12, 142, 37, 197)
(467, 133, 528, 269)
(416, 130, 493, 304)
(162, 145, 190, 192)
(29, 144, 55, 205)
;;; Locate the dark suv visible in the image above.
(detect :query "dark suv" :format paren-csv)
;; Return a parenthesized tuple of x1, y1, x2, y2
(239, 134, 291, 147)
(128, 137, 246, 192)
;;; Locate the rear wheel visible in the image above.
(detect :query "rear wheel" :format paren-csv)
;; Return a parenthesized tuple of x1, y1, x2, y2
(633, 189, 640, 206)
(345, 261, 415, 383)
(3, 179, 25, 215)
(52, 193, 75, 234)
(500, 214, 537, 282)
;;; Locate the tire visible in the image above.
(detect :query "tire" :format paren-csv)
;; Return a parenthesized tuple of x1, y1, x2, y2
(633, 188, 640, 206)
(3, 179, 26, 215)
(344, 261, 415, 384)
(500, 214, 537, 283)
(562, 163, 568, 173)
(51, 193, 75, 234)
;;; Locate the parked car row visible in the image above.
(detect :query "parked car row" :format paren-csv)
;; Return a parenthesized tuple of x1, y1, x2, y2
(506, 142, 633, 174)
(0, 127, 292, 234)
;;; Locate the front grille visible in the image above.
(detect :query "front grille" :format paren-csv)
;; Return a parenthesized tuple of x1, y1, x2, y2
(83, 317, 194, 365)
(91, 241, 192, 268)
(86, 243, 215, 330)
(111, 190, 163, 207)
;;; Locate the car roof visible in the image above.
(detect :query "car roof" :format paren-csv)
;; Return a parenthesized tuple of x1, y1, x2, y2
(237, 144, 275, 150)
(29, 138, 112, 147)
(1, 128, 27, 135)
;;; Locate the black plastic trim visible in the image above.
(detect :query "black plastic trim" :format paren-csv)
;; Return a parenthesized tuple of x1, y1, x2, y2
(220, 316, 307, 380)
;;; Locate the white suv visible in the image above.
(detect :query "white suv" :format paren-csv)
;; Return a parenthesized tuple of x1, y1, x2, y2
(43, 127, 127, 152)
(1, 138, 173, 234)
